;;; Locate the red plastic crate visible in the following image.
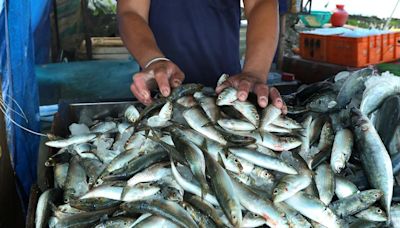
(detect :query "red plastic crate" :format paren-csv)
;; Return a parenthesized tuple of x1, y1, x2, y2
(299, 32, 400, 67)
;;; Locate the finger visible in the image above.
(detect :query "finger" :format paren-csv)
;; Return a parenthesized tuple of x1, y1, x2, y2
(170, 68, 185, 88)
(133, 73, 152, 101)
(154, 70, 171, 97)
(269, 87, 283, 109)
(130, 83, 151, 105)
(215, 80, 232, 94)
(282, 101, 288, 115)
(254, 84, 269, 108)
(237, 79, 252, 101)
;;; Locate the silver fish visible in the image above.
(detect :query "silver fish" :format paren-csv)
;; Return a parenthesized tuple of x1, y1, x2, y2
(284, 192, 343, 228)
(330, 189, 383, 218)
(355, 206, 388, 222)
(229, 148, 297, 174)
(194, 92, 220, 123)
(351, 108, 393, 217)
(331, 128, 353, 173)
(315, 163, 335, 205)
(272, 174, 312, 203)
(217, 118, 256, 131)
(335, 176, 359, 199)
(46, 134, 97, 148)
(260, 104, 282, 131)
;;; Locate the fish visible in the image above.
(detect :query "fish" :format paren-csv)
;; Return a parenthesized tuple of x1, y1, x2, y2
(193, 91, 220, 123)
(46, 134, 97, 148)
(272, 174, 312, 203)
(330, 128, 354, 173)
(183, 107, 227, 145)
(284, 192, 343, 228)
(335, 176, 360, 199)
(337, 68, 373, 108)
(229, 148, 298, 174)
(204, 151, 242, 227)
(330, 189, 383, 218)
(36, 189, 61, 228)
(351, 108, 394, 218)
(121, 199, 199, 228)
(355, 206, 388, 222)
(314, 163, 335, 205)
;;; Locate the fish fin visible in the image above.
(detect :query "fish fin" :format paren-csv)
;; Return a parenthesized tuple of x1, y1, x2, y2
(120, 186, 130, 201)
(217, 152, 227, 169)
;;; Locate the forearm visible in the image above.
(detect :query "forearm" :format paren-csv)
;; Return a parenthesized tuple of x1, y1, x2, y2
(243, 0, 279, 81)
(118, 10, 164, 68)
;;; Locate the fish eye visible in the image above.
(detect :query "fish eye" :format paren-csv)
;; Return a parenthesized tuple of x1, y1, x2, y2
(254, 214, 259, 217)
(273, 189, 279, 194)
(377, 209, 382, 213)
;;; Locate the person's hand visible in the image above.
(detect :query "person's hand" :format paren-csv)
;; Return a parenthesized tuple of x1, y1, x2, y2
(130, 60, 185, 105)
(215, 72, 287, 114)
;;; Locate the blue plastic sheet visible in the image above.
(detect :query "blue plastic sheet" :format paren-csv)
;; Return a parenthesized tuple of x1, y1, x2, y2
(1, 0, 42, 208)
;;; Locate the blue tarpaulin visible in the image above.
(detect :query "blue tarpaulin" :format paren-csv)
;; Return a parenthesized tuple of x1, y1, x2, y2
(0, 0, 49, 208)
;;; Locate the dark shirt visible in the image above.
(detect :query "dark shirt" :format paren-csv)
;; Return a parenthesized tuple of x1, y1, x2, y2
(149, 0, 242, 87)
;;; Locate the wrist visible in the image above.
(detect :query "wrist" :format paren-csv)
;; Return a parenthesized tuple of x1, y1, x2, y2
(144, 57, 171, 69)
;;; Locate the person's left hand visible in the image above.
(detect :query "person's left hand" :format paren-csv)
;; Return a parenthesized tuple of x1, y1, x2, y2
(215, 72, 287, 114)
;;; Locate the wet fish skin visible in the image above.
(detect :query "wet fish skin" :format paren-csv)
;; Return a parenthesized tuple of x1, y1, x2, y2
(68, 198, 121, 212)
(337, 68, 373, 108)
(351, 108, 393, 218)
(230, 176, 289, 228)
(105, 151, 168, 180)
(63, 157, 89, 203)
(330, 189, 383, 218)
(272, 174, 312, 203)
(133, 215, 180, 228)
(183, 107, 227, 145)
(217, 118, 256, 131)
(231, 100, 259, 126)
(315, 163, 335, 205)
(284, 192, 343, 228)
(259, 104, 282, 131)
(54, 163, 69, 189)
(229, 148, 298, 174)
(180, 200, 217, 228)
(46, 134, 97, 148)
(49, 206, 118, 228)
(355, 206, 387, 222)
(121, 199, 199, 228)
(204, 151, 242, 227)
(255, 131, 302, 151)
(331, 128, 354, 173)
(36, 189, 62, 228)
(170, 161, 219, 206)
(216, 87, 238, 106)
(241, 212, 267, 228)
(93, 217, 136, 228)
(183, 193, 226, 228)
(127, 162, 170, 187)
(194, 92, 220, 123)
(274, 202, 312, 228)
(170, 128, 209, 197)
(124, 105, 140, 123)
(335, 176, 359, 199)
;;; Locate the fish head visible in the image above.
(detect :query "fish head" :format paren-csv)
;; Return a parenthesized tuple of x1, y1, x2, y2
(216, 87, 237, 106)
(361, 189, 383, 203)
(272, 186, 287, 202)
(227, 200, 243, 227)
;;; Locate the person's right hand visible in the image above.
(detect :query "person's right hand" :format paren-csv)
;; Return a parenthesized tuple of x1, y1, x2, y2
(130, 60, 185, 105)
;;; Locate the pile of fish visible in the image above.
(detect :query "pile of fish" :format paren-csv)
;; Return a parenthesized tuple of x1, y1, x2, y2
(36, 70, 400, 228)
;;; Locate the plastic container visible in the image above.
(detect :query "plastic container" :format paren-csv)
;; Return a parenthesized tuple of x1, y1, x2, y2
(299, 11, 332, 28)
(299, 32, 400, 67)
(331, 4, 349, 27)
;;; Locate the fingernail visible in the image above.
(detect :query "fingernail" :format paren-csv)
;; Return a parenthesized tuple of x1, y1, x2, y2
(259, 97, 267, 107)
(276, 98, 283, 104)
(162, 88, 170, 96)
(141, 91, 149, 99)
(239, 92, 247, 100)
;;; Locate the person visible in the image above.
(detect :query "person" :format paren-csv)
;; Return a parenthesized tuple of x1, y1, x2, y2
(117, 0, 286, 112)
